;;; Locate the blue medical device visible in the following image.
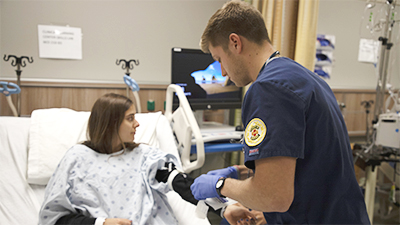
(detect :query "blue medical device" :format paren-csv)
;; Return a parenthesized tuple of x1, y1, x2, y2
(0, 81, 21, 117)
(0, 81, 21, 96)
(123, 75, 141, 113)
(124, 75, 140, 92)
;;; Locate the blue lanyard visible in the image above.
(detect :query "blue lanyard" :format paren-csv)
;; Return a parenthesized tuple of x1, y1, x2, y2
(259, 50, 280, 73)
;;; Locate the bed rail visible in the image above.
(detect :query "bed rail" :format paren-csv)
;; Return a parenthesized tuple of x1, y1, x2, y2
(165, 84, 205, 173)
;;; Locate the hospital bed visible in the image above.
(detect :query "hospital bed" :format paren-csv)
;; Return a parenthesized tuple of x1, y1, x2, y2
(0, 84, 210, 225)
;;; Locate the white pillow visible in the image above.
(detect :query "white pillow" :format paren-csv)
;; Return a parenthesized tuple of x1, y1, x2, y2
(27, 108, 90, 185)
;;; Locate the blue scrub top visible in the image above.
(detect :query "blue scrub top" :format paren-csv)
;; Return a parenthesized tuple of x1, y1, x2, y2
(242, 57, 370, 224)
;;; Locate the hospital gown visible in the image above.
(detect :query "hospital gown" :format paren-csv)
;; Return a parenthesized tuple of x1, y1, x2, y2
(39, 144, 180, 225)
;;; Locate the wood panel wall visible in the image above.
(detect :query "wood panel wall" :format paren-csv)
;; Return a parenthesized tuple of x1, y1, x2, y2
(0, 80, 386, 138)
(0, 81, 168, 116)
(333, 89, 377, 137)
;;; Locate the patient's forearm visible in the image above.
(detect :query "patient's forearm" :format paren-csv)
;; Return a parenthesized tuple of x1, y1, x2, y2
(56, 213, 95, 225)
(57, 214, 130, 225)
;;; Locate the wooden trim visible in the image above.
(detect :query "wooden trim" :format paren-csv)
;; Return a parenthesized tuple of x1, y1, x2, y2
(17, 81, 168, 90)
(0, 80, 394, 136)
(348, 131, 367, 137)
(2, 78, 394, 93)
(0, 80, 169, 116)
(332, 89, 377, 93)
(332, 88, 399, 94)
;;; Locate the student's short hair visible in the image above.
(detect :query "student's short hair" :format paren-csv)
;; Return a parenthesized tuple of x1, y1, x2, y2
(200, 0, 271, 53)
(84, 93, 137, 154)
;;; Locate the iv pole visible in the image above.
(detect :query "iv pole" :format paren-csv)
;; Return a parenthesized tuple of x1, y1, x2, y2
(364, 1, 397, 223)
(372, 0, 396, 124)
(116, 59, 142, 113)
(116, 59, 139, 97)
(3, 55, 34, 117)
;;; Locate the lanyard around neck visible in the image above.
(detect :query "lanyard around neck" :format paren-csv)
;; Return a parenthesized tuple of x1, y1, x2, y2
(268, 51, 280, 62)
(259, 50, 280, 73)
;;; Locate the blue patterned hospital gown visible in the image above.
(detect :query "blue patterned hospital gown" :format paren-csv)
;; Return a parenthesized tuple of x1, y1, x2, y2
(39, 144, 180, 225)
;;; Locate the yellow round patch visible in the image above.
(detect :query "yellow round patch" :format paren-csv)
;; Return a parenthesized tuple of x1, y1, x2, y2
(244, 118, 267, 147)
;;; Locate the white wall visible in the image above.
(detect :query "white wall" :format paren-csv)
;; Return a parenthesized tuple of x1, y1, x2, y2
(1, 0, 399, 88)
(0, 0, 225, 85)
(317, 0, 400, 89)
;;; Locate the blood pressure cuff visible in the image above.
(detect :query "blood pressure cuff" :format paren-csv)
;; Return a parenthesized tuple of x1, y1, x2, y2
(155, 162, 197, 205)
(156, 163, 221, 216)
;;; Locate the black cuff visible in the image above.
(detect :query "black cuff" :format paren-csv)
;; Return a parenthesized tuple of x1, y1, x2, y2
(56, 213, 96, 225)
(155, 162, 176, 183)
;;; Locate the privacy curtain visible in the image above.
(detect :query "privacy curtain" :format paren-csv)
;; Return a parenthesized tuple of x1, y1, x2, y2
(246, 0, 320, 71)
(239, 0, 320, 164)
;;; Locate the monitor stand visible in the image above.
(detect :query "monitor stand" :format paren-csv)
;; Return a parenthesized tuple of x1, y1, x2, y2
(193, 110, 243, 143)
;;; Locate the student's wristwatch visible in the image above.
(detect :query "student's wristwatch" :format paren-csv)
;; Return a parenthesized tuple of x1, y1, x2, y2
(216, 177, 226, 198)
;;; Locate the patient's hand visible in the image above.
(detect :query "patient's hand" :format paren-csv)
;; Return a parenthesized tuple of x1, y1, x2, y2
(224, 203, 267, 225)
(104, 218, 132, 225)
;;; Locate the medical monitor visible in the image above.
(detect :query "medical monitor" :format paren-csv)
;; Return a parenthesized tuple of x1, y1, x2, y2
(171, 47, 242, 111)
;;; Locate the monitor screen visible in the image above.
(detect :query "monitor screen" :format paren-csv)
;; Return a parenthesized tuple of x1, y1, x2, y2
(171, 47, 242, 110)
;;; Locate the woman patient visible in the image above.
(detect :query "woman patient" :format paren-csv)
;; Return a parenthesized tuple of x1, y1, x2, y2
(39, 93, 181, 225)
(39, 93, 261, 225)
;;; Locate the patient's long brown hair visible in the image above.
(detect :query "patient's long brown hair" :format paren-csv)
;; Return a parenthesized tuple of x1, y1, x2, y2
(83, 93, 138, 154)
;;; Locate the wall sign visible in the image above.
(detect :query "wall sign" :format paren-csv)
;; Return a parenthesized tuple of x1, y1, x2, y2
(38, 25, 82, 60)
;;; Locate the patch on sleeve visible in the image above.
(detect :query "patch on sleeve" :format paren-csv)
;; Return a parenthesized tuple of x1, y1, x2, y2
(249, 148, 259, 156)
(244, 118, 267, 147)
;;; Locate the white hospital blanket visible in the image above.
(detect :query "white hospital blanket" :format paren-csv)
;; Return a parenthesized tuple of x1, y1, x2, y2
(39, 144, 180, 225)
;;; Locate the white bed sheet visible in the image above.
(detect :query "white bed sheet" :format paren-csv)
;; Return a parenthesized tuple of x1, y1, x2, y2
(0, 117, 42, 225)
(0, 112, 209, 225)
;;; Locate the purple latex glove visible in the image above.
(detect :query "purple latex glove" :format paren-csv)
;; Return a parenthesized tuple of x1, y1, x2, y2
(207, 166, 239, 179)
(190, 174, 222, 200)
